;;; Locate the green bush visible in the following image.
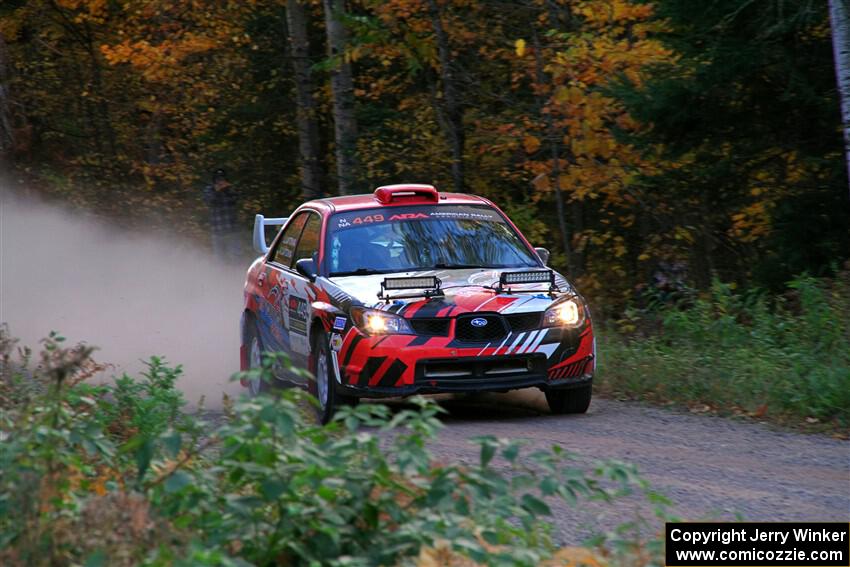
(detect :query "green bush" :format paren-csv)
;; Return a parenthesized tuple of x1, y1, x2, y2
(599, 272, 850, 427)
(0, 329, 666, 566)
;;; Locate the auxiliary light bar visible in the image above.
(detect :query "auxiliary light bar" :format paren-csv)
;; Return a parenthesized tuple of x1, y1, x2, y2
(499, 270, 555, 286)
(382, 276, 440, 290)
(379, 276, 443, 300)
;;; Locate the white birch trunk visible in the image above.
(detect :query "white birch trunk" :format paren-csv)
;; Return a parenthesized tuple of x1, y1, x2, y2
(829, 0, 850, 196)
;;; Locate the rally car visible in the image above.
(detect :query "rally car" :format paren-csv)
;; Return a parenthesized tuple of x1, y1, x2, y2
(240, 184, 596, 422)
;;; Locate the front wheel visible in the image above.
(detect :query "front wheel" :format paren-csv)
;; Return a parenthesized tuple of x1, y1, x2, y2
(545, 382, 592, 415)
(312, 331, 356, 424)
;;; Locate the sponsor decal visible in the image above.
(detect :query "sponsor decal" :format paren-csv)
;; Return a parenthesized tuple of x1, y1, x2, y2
(267, 285, 281, 302)
(428, 210, 497, 220)
(470, 317, 489, 328)
(333, 316, 346, 331)
(330, 333, 344, 352)
(389, 213, 428, 220)
(287, 295, 308, 335)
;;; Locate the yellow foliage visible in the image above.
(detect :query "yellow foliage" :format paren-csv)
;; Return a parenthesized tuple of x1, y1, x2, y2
(730, 201, 774, 243)
(515, 38, 527, 57)
(101, 33, 221, 83)
(523, 135, 541, 154)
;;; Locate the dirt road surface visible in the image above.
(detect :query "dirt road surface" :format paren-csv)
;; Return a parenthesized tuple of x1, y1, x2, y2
(382, 392, 849, 544)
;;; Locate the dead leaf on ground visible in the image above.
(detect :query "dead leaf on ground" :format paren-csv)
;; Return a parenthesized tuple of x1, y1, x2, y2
(752, 403, 768, 418)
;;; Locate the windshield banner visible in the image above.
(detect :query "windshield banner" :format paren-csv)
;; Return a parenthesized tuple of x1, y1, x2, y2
(332, 205, 504, 231)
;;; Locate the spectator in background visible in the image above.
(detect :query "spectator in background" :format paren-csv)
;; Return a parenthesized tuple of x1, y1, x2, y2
(202, 168, 242, 262)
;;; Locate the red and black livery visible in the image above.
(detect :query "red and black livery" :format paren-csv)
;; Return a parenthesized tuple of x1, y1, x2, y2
(240, 184, 596, 422)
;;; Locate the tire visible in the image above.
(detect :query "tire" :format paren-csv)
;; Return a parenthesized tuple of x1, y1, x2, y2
(312, 330, 351, 424)
(545, 382, 592, 415)
(246, 320, 270, 397)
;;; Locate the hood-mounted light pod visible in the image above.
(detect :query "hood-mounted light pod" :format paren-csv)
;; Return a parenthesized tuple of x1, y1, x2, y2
(378, 276, 443, 300)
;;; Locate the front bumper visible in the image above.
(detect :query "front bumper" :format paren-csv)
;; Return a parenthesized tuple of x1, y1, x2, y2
(332, 324, 595, 396)
(337, 372, 592, 397)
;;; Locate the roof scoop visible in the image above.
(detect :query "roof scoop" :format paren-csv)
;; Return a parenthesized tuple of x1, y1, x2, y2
(374, 184, 439, 204)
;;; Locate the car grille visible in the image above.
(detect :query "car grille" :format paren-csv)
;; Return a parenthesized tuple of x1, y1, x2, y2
(408, 312, 544, 342)
(454, 313, 508, 343)
(415, 354, 548, 390)
(409, 318, 451, 336)
(504, 312, 542, 332)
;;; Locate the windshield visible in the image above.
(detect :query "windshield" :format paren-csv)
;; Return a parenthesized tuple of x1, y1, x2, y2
(326, 204, 539, 276)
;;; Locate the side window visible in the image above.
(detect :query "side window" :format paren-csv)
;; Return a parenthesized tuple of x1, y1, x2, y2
(292, 213, 321, 267)
(271, 213, 307, 267)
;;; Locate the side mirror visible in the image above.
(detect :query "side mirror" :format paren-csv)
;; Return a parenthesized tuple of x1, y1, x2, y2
(535, 247, 550, 266)
(295, 258, 317, 281)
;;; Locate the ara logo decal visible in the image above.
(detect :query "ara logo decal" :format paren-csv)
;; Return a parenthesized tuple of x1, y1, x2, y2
(389, 213, 429, 220)
(470, 317, 489, 327)
(333, 316, 346, 331)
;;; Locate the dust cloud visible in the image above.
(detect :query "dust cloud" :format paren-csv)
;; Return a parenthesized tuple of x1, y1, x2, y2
(0, 185, 248, 406)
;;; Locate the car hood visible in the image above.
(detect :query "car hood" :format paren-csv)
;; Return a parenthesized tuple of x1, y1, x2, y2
(326, 268, 573, 317)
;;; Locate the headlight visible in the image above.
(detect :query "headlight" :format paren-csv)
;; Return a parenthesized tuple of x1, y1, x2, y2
(350, 307, 414, 335)
(543, 298, 585, 327)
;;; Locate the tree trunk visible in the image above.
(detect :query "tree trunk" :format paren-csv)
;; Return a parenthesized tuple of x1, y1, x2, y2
(0, 32, 14, 162)
(322, 0, 358, 195)
(287, 0, 324, 200)
(532, 29, 572, 274)
(426, 0, 464, 192)
(829, 0, 850, 198)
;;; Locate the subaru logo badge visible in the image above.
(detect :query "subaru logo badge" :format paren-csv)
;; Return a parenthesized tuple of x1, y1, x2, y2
(470, 317, 488, 328)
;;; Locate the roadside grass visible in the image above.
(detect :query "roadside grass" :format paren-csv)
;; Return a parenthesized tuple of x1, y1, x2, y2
(596, 271, 850, 433)
(0, 327, 669, 567)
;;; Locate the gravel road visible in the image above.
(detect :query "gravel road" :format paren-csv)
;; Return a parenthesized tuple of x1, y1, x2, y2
(380, 391, 850, 544)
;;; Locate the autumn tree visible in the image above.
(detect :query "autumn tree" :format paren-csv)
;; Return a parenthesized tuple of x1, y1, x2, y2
(3, 0, 847, 305)
(1, 0, 121, 172)
(459, 0, 673, 298)
(619, 0, 850, 289)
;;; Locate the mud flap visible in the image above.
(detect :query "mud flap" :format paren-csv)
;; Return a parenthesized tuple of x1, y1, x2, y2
(331, 350, 342, 383)
(239, 311, 250, 386)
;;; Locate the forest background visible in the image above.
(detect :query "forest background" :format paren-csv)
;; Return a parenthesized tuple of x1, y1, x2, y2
(1, 7, 849, 563)
(1, 0, 848, 314)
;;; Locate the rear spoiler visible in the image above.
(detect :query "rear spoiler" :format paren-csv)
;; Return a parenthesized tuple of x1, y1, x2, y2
(253, 214, 288, 254)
